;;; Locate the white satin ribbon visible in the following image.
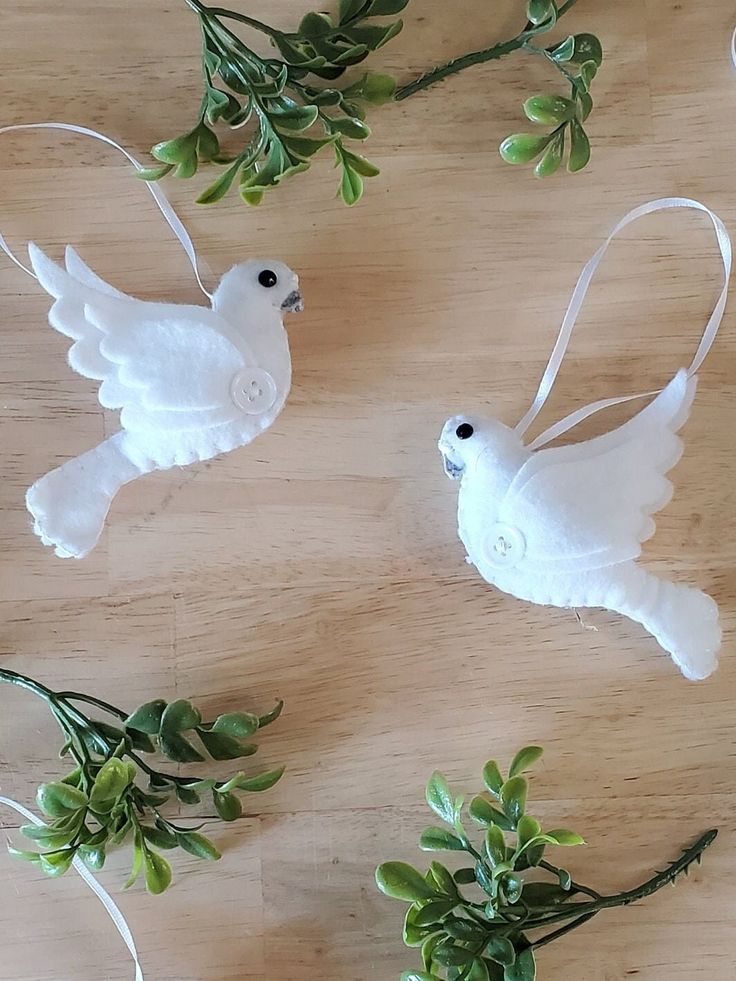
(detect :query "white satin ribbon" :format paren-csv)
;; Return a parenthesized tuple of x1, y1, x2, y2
(0, 794, 144, 981)
(0, 122, 212, 299)
(516, 197, 731, 451)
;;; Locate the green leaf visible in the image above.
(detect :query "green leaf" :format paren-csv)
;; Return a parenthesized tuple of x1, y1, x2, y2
(136, 164, 174, 182)
(141, 825, 178, 850)
(550, 35, 575, 62)
(375, 861, 440, 902)
(125, 699, 167, 734)
(500, 777, 528, 824)
(578, 59, 598, 92)
(474, 861, 495, 896)
(413, 899, 457, 926)
(270, 104, 320, 132)
(526, 0, 555, 26)
(453, 867, 477, 884)
(39, 848, 76, 878)
(403, 904, 436, 947)
(469, 796, 513, 830)
(258, 700, 284, 728)
(196, 122, 220, 162)
(521, 881, 570, 906)
(499, 133, 551, 165)
(151, 134, 197, 165)
(341, 148, 379, 177)
(36, 783, 88, 819)
(401, 973, 436, 981)
(176, 831, 221, 861)
(127, 728, 156, 753)
(482, 762, 504, 797)
(484, 825, 507, 866)
(78, 845, 106, 870)
(213, 790, 243, 821)
(20, 819, 80, 850)
(339, 0, 367, 22)
(504, 947, 536, 981)
(197, 728, 258, 761)
(486, 936, 516, 967)
(570, 33, 603, 67)
(339, 161, 364, 206)
(419, 827, 465, 852)
(7, 845, 42, 864)
(558, 868, 572, 890)
(160, 698, 201, 734)
(89, 759, 132, 809)
(544, 829, 585, 846)
(425, 772, 457, 825)
(433, 943, 473, 967)
(175, 783, 201, 805)
(516, 815, 541, 848)
(468, 959, 492, 981)
(144, 849, 172, 895)
(343, 71, 397, 104)
(367, 0, 409, 14)
(158, 731, 205, 763)
(196, 160, 242, 205)
(281, 134, 337, 159)
(523, 96, 574, 126)
(422, 933, 444, 971)
(329, 116, 371, 140)
(232, 767, 285, 792)
(568, 120, 591, 172)
(428, 861, 459, 897)
(534, 130, 564, 178)
(501, 872, 523, 903)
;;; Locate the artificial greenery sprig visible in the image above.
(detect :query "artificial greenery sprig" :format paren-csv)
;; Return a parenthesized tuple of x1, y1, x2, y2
(396, 0, 603, 178)
(142, 0, 406, 206)
(376, 747, 716, 980)
(144, 0, 602, 208)
(1, 669, 284, 894)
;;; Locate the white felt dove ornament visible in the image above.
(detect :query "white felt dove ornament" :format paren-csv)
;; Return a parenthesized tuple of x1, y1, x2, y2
(439, 199, 729, 681)
(22, 245, 302, 558)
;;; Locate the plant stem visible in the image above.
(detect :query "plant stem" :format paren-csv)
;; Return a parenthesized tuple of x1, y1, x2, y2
(537, 859, 601, 899)
(395, 0, 580, 101)
(184, 0, 279, 38)
(56, 691, 128, 721)
(522, 830, 718, 935)
(530, 910, 598, 949)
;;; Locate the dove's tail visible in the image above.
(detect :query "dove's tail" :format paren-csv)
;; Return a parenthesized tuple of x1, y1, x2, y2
(26, 433, 144, 559)
(614, 566, 721, 680)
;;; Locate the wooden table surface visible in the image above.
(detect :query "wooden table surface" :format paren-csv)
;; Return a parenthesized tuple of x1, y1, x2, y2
(1, 1, 734, 978)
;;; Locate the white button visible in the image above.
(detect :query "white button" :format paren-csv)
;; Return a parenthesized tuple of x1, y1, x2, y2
(482, 522, 526, 569)
(230, 369, 277, 414)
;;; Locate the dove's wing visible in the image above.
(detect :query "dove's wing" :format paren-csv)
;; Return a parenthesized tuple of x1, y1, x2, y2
(29, 243, 254, 434)
(498, 369, 696, 573)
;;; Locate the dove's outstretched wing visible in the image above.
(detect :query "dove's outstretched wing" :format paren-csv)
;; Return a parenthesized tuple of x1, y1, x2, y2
(498, 369, 696, 574)
(29, 244, 255, 434)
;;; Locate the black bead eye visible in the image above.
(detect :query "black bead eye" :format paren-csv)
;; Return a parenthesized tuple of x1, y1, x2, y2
(258, 269, 278, 288)
(456, 423, 474, 440)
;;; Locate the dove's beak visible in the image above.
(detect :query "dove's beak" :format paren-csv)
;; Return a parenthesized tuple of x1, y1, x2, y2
(281, 290, 304, 314)
(439, 441, 464, 480)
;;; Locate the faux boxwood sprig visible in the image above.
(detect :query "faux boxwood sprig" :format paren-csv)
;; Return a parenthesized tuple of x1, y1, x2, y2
(1, 669, 284, 894)
(376, 747, 716, 980)
(142, 0, 406, 206)
(143, 0, 603, 208)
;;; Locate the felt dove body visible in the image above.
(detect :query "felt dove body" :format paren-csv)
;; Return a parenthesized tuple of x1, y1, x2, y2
(438, 369, 721, 681)
(25, 244, 303, 558)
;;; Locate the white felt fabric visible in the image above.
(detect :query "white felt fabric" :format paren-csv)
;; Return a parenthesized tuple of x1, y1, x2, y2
(24, 245, 301, 558)
(439, 199, 729, 681)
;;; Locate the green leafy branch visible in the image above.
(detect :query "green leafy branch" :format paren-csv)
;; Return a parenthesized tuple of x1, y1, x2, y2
(142, 0, 406, 206)
(1, 669, 284, 894)
(376, 747, 717, 980)
(396, 0, 602, 178)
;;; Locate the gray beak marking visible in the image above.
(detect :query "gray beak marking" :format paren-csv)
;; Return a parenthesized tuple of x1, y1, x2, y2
(281, 290, 304, 313)
(441, 452, 464, 480)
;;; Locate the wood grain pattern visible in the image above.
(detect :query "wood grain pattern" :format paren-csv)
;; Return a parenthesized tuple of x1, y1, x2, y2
(1, 0, 734, 977)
